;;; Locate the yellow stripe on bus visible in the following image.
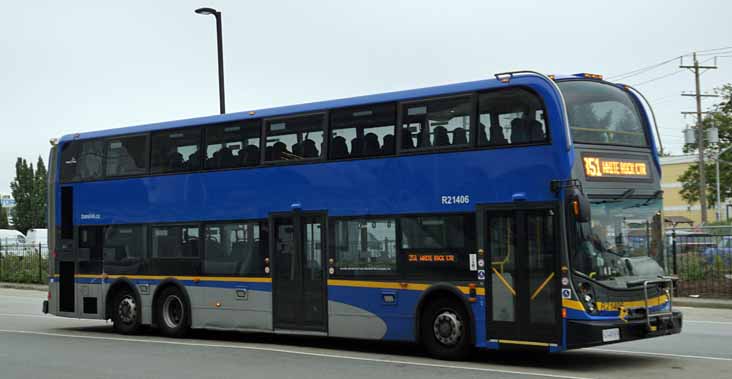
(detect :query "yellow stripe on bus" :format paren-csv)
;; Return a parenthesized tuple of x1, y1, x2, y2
(71, 274, 271, 283)
(562, 294, 669, 312)
(327, 279, 486, 296)
(498, 339, 551, 347)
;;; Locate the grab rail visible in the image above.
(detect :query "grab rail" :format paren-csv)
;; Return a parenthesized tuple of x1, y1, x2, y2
(642, 277, 675, 331)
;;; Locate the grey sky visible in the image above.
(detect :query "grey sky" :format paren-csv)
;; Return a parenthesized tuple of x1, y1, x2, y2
(1, 0, 731, 194)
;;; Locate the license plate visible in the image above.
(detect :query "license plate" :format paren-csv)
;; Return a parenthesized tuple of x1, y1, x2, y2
(602, 328, 620, 342)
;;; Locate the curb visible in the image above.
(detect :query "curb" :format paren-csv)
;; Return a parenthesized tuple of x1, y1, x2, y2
(0, 283, 48, 292)
(674, 298, 732, 310)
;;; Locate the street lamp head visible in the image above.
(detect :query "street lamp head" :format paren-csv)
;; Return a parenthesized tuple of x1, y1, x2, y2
(194, 7, 218, 16)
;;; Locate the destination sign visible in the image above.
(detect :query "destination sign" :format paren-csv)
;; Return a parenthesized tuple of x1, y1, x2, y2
(582, 154, 651, 181)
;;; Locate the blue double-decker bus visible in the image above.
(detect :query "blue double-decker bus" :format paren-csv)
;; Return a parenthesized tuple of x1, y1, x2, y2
(44, 71, 681, 359)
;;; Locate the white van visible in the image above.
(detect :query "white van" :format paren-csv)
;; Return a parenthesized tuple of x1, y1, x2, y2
(25, 228, 49, 255)
(0, 229, 26, 252)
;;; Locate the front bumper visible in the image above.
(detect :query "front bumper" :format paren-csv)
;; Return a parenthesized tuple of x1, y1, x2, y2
(566, 311, 682, 349)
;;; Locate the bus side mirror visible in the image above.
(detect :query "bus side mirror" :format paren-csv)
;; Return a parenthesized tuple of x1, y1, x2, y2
(569, 189, 591, 223)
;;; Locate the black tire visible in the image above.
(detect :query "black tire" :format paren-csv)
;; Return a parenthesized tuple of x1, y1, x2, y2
(111, 288, 141, 334)
(420, 297, 471, 360)
(156, 286, 190, 338)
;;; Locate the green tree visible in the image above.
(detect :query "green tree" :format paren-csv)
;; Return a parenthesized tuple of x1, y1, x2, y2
(34, 156, 48, 228)
(0, 206, 9, 229)
(9, 156, 48, 234)
(679, 84, 732, 208)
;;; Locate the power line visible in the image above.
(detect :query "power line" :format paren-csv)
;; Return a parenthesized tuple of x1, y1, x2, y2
(608, 56, 681, 81)
(631, 70, 683, 86)
(607, 45, 732, 81)
(696, 45, 732, 54)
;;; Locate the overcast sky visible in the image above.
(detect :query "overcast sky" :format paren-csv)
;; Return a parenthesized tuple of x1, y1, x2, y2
(1, 0, 731, 195)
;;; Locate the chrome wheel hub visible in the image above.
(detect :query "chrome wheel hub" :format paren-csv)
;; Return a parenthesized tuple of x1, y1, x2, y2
(433, 311, 463, 346)
(162, 295, 184, 329)
(117, 295, 137, 324)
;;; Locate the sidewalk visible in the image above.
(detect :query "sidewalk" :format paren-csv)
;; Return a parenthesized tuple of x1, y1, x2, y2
(0, 282, 47, 292)
(674, 296, 732, 309)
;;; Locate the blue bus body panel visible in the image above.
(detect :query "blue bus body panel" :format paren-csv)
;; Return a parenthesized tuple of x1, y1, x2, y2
(57, 76, 569, 144)
(70, 145, 563, 225)
(55, 75, 574, 225)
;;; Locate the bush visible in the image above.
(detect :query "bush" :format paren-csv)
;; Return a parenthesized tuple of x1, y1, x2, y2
(0, 252, 47, 284)
(678, 254, 706, 280)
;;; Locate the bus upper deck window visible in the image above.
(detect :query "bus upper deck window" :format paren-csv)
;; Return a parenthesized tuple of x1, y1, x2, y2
(204, 120, 261, 169)
(150, 128, 202, 173)
(400, 96, 472, 151)
(265, 114, 325, 162)
(329, 103, 396, 160)
(478, 88, 548, 147)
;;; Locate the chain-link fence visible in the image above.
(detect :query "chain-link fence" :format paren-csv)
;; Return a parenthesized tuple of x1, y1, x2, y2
(668, 226, 732, 298)
(0, 241, 48, 284)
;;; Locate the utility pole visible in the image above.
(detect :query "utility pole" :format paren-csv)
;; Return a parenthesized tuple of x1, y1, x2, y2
(681, 52, 717, 224)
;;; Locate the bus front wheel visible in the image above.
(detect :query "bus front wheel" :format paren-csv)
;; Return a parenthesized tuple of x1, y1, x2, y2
(156, 286, 190, 338)
(420, 297, 471, 360)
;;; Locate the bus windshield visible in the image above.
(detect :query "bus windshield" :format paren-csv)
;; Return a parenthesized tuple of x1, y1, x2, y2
(558, 80, 647, 147)
(572, 198, 664, 288)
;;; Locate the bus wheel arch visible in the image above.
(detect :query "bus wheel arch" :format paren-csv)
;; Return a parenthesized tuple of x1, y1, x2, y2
(415, 285, 474, 360)
(106, 278, 142, 334)
(152, 279, 192, 337)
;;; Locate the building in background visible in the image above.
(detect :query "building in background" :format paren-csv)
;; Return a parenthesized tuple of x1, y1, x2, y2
(0, 194, 15, 226)
(659, 155, 732, 226)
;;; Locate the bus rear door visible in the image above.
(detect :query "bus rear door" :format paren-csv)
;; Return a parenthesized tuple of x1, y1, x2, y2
(270, 211, 327, 333)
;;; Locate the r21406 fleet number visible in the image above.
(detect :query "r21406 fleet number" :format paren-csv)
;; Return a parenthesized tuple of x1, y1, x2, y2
(441, 195, 470, 205)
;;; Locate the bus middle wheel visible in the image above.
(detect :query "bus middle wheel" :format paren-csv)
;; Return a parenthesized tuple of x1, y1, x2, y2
(156, 286, 190, 338)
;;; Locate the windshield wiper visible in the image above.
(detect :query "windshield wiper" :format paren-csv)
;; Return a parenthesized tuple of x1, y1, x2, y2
(623, 190, 663, 209)
(592, 189, 635, 204)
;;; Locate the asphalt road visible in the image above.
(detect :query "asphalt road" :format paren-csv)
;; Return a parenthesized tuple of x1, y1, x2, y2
(0, 289, 731, 379)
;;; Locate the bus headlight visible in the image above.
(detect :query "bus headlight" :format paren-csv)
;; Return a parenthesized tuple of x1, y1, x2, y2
(579, 282, 598, 314)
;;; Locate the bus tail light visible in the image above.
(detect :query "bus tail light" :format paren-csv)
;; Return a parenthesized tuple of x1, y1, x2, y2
(562, 308, 567, 318)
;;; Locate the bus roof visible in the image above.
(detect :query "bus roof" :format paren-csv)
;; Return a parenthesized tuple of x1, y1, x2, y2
(59, 75, 556, 143)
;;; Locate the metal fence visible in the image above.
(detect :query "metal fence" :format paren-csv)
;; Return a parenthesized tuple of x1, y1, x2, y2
(0, 242, 48, 284)
(0, 227, 729, 297)
(668, 226, 732, 298)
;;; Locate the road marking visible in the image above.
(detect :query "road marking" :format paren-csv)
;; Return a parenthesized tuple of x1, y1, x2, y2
(588, 347, 732, 362)
(0, 294, 45, 299)
(685, 320, 732, 326)
(0, 313, 106, 321)
(0, 329, 593, 379)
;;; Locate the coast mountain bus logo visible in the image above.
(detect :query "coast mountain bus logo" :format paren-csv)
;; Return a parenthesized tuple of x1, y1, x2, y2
(80, 213, 102, 220)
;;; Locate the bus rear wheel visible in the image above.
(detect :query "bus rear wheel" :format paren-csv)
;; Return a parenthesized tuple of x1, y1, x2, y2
(112, 288, 141, 334)
(420, 297, 471, 360)
(156, 286, 190, 338)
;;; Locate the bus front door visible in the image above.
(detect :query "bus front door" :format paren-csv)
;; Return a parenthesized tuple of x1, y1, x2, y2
(482, 204, 561, 347)
(271, 212, 327, 333)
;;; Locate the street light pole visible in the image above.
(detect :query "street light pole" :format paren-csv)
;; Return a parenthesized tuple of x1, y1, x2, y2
(195, 7, 225, 114)
(714, 145, 732, 222)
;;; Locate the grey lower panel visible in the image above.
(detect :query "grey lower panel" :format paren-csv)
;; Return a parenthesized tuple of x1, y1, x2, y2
(48, 282, 58, 315)
(328, 301, 387, 340)
(48, 282, 105, 320)
(189, 287, 272, 331)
